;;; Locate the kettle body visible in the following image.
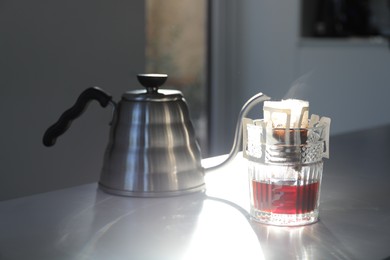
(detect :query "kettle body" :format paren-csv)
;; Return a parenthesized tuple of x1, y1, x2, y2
(99, 89, 205, 196)
(43, 74, 269, 197)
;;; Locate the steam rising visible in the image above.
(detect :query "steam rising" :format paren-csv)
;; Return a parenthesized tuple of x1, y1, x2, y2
(283, 70, 314, 100)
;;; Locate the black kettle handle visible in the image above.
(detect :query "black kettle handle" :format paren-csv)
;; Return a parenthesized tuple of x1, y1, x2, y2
(43, 87, 112, 147)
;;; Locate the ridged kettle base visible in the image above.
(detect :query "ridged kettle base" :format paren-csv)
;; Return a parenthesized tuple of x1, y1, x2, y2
(98, 182, 206, 197)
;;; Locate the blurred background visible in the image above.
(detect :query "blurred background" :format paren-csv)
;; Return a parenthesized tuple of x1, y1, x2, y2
(1, 0, 390, 200)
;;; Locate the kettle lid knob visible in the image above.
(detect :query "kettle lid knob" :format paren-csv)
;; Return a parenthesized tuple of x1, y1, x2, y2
(137, 74, 168, 94)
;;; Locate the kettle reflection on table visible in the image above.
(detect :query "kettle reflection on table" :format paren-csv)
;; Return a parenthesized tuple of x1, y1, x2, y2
(56, 188, 263, 260)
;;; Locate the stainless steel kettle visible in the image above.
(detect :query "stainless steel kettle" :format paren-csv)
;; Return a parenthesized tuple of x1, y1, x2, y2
(43, 74, 269, 197)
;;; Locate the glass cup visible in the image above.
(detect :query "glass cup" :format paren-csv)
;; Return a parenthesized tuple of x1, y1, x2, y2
(243, 118, 330, 226)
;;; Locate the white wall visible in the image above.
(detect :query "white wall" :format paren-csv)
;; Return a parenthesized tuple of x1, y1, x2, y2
(210, 0, 390, 155)
(0, 1, 145, 200)
(297, 41, 390, 134)
(210, 0, 301, 155)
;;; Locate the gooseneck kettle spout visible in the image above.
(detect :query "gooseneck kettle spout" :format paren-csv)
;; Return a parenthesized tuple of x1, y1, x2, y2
(205, 92, 270, 172)
(43, 74, 270, 197)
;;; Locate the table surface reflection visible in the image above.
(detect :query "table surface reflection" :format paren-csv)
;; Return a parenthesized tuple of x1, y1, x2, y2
(1, 126, 390, 260)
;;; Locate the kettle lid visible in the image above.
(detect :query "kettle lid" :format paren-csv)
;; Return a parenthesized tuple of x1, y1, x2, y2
(123, 74, 183, 101)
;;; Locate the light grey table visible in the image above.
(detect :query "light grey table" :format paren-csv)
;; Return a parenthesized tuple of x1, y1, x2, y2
(1, 126, 390, 260)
